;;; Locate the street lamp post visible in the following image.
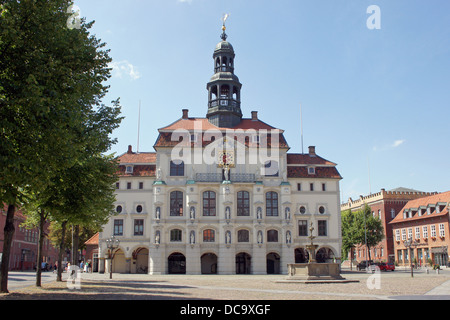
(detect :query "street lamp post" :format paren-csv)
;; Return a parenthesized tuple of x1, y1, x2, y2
(404, 237, 419, 278)
(106, 236, 120, 280)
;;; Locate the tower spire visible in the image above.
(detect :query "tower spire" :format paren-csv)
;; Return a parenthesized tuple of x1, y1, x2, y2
(221, 14, 229, 41)
(207, 14, 243, 128)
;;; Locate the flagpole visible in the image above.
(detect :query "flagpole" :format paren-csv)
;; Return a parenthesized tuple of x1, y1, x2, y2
(137, 100, 141, 154)
(300, 103, 304, 154)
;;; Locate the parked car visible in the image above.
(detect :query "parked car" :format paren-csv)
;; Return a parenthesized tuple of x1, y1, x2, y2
(366, 262, 381, 273)
(356, 260, 374, 271)
(379, 262, 395, 271)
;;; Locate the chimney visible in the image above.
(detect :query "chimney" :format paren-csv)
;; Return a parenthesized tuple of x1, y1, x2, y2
(127, 145, 133, 154)
(251, 111, 258, 121)
(309, 146, 316, 156)
(182, 109, 189, 120)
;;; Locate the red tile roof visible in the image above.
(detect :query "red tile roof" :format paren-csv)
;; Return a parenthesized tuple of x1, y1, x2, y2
(85, 232, 99, 245)
(158, 117, 281, 132)
(287, 166, 342, 179)
(390, 191, 450, 224)
(287, 153, 337, 166)
(118, 152, 156, 164)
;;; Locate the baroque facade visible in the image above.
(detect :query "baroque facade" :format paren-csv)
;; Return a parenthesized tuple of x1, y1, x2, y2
(98, 27, 343, 275)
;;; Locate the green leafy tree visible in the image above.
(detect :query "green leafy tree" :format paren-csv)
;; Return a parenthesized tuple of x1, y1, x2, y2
(353, 205, 385, 261)
(341, 209, 357, 266)
(0, 0, 121, 292)
(341, 206, 384, 265)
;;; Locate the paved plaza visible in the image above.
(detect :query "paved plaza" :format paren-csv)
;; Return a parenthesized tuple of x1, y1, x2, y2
(1, 267, 450, 301)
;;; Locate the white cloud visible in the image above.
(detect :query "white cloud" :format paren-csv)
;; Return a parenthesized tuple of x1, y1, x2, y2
(178, 0, 193, 4)
(373, 139, 406, 152)
(392, 139, 405, 148)
(109, 60, 141, 80)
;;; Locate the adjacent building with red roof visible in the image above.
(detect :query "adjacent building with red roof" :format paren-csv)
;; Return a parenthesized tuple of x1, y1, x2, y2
(390, 191, 450, 267)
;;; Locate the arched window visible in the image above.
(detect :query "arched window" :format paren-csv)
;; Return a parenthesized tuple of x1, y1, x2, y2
(237, 191, 250, 216)
(170, 191, 183, 216)
(266, 192, 278, 216)
(237, 230, 250, 242)
(170, 160, 184, 176)
(203, 229, 215, 242)
(267, 229, 279, 242)
(203, 191, 216, 216)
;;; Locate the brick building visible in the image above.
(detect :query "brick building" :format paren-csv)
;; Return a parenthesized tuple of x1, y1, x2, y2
(341, 188, 436, 264)
(390, 191, 450, 267)
(0, 206, 59, 271)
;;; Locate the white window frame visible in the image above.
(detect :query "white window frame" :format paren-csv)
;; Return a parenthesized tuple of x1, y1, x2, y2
(395, 229, 400, 242)
(423, 226, 428, 239)
(431, 225, 436, 238)
(439, 223, 445, 238)
(415, 227, 420, 239)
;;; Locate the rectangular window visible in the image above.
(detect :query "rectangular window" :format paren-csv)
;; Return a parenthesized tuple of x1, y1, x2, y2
(265, 192, 279, 216)
(237, 191, 250, 216)
(203, 229, 215, 242)
(299, 220, 308, 236)
(127, 182, 132, 190)
(415, 227, 420, 239)
(423, 226, 428, 239)
(395, 229, 400, 241)
(134, 219, 144, 236)
(408, 228, 413, 240)
(439, 224, 445, 237)
(139, 182, 144, 190)
(170, 191, 184, 216)
(318, 220, 327, 236)
(203, 191, 216, 216)
(297, 183, 301, 191)
(431, 225, 436, 237)
(116, 182, 120, 189)
(170, 229, 182, 242)
(402, 229, 407, 241)
(114, 220, 123, 236)
(322, 183, 326, 191)
(310, 183, 314, 191)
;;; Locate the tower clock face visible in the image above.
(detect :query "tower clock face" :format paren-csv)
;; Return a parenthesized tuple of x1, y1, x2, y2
(218, 151, 235, 167)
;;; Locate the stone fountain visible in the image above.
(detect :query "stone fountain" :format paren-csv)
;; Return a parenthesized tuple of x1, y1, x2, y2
(282, 222, 355, 283)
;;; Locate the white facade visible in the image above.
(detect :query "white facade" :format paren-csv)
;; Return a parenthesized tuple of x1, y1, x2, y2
(98, 143, 342, 275)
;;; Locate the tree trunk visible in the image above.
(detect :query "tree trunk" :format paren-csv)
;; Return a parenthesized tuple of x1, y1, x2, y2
(72, 225, 80, 266)
(57, 221, 67, 282)
(35, 209, 47, 287)
(0, 204, 16, 293)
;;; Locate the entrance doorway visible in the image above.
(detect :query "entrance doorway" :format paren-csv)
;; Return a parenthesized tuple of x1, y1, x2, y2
(168, 253, 186, 274)
(266, 252, 281, 274)
(236, 252, 251, 274)
(201, 253, 218, 274)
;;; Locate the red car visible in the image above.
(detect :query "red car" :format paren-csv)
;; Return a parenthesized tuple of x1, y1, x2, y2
(379, 262, 395, 271)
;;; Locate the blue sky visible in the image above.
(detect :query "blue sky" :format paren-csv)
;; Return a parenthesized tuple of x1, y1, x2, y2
(74, 0, 450, 202)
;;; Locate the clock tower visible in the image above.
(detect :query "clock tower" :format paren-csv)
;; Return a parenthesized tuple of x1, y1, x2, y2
(206, 20, 243, 128)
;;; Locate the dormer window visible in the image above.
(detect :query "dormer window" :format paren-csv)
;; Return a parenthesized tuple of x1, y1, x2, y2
(126, 166, 133, 174)
(308, 167, 315, 175)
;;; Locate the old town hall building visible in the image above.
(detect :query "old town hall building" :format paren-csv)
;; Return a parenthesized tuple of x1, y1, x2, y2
(98, 26, 343, 275)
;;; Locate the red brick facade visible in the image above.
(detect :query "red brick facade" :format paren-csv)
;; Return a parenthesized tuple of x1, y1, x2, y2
(390, 191, 450, 267)
(341, 188, 436, 265)
(0, 206, 59, 271)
